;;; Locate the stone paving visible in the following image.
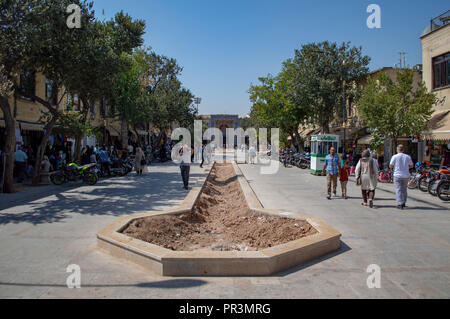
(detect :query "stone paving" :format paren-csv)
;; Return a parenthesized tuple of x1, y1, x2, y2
(0, 160, 449, 298)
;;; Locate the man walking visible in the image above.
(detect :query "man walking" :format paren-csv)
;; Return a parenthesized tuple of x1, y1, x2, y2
(200, 143, 205, 168)
(322, 147, 341, 200)
(390, 144, 414, 210)
(179, 144, 193, 190)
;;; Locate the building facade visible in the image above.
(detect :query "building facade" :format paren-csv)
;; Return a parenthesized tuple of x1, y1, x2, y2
(420, 10, 450, 167)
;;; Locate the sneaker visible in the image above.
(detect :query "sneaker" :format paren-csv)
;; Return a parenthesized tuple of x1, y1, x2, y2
(333, 193, 338, 198)
(369, 200, 374, 208)
(327, 195, 331, 200)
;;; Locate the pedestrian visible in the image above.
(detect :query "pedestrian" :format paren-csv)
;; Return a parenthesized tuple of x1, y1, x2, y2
(134, 147, 145, 176)
(355, 150, 379, 208)
(441, 144, 450, 169)
(41, 155, 52, 173)
(200, 144, 205, 168)
(89, 147, 97, 164)
(389, 144, 414, 210)
(99, 147, 112, 177)
(179, 144, 192, 190)
(322, 147, 341, 200)
(249, 145, 257, 164)
(340, 161, 349, 199)
(14, 146, 28, 183)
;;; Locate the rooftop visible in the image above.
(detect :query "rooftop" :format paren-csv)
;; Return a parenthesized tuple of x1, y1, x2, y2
(421, 9, 450, 38)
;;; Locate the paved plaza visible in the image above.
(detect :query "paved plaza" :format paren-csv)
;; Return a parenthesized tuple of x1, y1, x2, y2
(0, 161, 449, 298)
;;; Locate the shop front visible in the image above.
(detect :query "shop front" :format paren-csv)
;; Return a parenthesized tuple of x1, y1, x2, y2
(422, 110, 450, 168)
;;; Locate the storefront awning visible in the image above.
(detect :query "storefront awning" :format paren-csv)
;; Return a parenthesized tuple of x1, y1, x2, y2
(20, 122, 44, 131)
(299, 128, 316, 138)
(107, 126, 120, 137)
(136, 130, 149, 136)
(423, 110, 450, 141)
(358, 135, 374, 145)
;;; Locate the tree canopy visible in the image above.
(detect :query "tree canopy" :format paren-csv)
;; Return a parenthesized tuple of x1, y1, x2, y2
(358, 68, 436, 146)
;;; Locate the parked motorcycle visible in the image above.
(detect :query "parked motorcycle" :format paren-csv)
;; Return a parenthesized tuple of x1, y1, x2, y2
(437, 179, 450, 201)
(408, 163, 428, 189)
(378, 168, 393, 183)
(50, 162, 98, 186)
(428, 168, 450, 197)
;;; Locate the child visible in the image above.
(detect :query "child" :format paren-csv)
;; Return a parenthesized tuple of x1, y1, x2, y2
(340, 161, 349, 199)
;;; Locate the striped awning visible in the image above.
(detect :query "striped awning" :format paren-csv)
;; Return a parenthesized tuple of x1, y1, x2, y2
(20, 122, 44, 131)
(358, 135, 374, 145)
(107, 126, 120, 137)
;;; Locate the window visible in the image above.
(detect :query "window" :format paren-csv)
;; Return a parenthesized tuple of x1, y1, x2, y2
(65, 93, 81, 111)
(45, 79, 58, 105)
(432, 52, 450, 89)
(66, 93, 73, 111)
(19, 70, 36, 100)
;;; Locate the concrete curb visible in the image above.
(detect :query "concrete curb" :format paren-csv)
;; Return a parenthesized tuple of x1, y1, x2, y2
(97, 161, 342, 276)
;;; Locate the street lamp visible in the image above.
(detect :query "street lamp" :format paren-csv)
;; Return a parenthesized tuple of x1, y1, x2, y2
(194, 97, 201, 114)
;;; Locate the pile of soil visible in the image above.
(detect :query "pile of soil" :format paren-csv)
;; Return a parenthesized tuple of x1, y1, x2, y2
(122, 163, 317, 251)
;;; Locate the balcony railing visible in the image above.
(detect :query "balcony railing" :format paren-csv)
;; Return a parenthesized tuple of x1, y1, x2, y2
(430, 10, 450, 32)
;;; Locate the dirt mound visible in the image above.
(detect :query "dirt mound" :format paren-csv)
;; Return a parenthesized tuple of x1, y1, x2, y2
(122, 163, 317, 251)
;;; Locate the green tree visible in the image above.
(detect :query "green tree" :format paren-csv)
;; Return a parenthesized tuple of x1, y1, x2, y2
(0, 0, 96, 191)
(358, 68, 436, 153)
(111, 50, 152, 146)
(288, 41, 370, 133)
(249, 62, 309, 149)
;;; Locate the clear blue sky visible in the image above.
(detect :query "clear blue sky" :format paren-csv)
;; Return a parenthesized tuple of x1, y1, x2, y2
(93, 0, 448, 117)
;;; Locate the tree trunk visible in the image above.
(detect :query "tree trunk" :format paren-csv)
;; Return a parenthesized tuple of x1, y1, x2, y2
(0, 96, 16, 193)
(32, 117, 57, 185)
(121, 119, 128, 149)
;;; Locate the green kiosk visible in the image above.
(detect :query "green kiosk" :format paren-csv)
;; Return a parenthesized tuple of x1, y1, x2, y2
(310, 135, 340, 175)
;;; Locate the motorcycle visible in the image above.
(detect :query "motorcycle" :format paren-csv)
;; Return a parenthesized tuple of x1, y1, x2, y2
(408, 163, 428, 189)
(378, 168, 393, 183)
(298, 153, 311, 169)
(419, 170, 439, 192)
(50, 162, 98, 186)
(437, 179, 450, 201)
(97, 158, 131, 178)
(428, 168, 450, 197)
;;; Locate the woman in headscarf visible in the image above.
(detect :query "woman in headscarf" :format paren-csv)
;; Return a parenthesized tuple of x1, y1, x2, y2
(355, 149, 379, 208)
(134, 147, 145, 176)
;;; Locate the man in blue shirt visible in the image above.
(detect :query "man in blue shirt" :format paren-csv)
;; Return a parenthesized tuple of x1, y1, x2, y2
(322, 147, 341, 200)
(99, 147, 112, 177)
(14, 146, 28, 183)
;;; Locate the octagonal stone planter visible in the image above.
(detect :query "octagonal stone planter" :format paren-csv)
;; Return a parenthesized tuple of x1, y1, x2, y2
(97, 162, 341, 276)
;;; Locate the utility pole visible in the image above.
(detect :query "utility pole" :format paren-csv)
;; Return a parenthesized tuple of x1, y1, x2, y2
(398, 52, 406, 68)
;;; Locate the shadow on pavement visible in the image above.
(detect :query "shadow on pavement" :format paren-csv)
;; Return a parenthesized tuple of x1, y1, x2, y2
(0, 279, 207, 289)
(275, 240, 352, 277)
(0, 164, 205, 226)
